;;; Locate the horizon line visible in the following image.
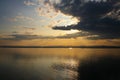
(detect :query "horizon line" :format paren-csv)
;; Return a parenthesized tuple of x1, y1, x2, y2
(0, 45, 120, 48)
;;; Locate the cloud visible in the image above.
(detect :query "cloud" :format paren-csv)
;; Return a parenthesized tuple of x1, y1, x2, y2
(8, 15, 34, 22)
(0, 34, 15, 39)
(52, 0, 120, 39)
(55, 31, 94, 39)
(0, 31, 95, 40)
(24, 0, 36, 6)
(35, 2, 59, 18)
(0, 34, 54, 40)
(0, 31, 119, 41)
(15, 15, 34, 21)
(22, 27, 36, 30)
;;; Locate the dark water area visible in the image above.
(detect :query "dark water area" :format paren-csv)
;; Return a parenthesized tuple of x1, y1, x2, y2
(0, 48, 120, 80)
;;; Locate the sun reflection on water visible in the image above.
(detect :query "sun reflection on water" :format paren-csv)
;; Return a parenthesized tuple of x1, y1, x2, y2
(52, 58, 79, 80)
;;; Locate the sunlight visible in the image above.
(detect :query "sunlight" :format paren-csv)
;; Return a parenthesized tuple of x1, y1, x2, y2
(65, 30, 79, 34)
(69, 47, 73, 50)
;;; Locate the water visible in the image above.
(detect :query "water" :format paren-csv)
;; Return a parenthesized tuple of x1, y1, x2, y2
(0, 48, 120, 80)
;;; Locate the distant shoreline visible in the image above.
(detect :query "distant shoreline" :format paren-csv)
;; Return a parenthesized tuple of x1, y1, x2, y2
(0, 46, 120, 48)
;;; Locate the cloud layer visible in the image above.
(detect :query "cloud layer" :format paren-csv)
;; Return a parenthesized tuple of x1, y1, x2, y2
(52, 0, 120, 39)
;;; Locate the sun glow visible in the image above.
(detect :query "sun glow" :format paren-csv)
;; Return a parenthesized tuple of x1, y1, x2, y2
(65, 30, 79, 34)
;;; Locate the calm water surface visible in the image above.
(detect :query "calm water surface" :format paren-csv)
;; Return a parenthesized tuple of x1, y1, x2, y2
(0, 48, 120, 80)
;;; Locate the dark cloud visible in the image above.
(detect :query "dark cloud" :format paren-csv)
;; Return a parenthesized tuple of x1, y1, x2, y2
(54, 0, 114, 18)
(0, 32, 89, 40)
(0, 33, 84, 40)
(0, 33, 81, 40)
(52, 0, 120, 39)
(0, 34, 54, 40)
(56, 31, 94, 39)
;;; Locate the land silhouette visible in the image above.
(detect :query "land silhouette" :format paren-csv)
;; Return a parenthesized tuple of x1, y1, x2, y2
(0, 45, 120, 48)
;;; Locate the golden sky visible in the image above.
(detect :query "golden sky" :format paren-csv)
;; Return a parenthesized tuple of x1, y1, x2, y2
(0, 0, 120, 46)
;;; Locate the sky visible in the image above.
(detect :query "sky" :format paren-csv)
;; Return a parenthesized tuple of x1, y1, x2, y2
(0, 0, 120, 46)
